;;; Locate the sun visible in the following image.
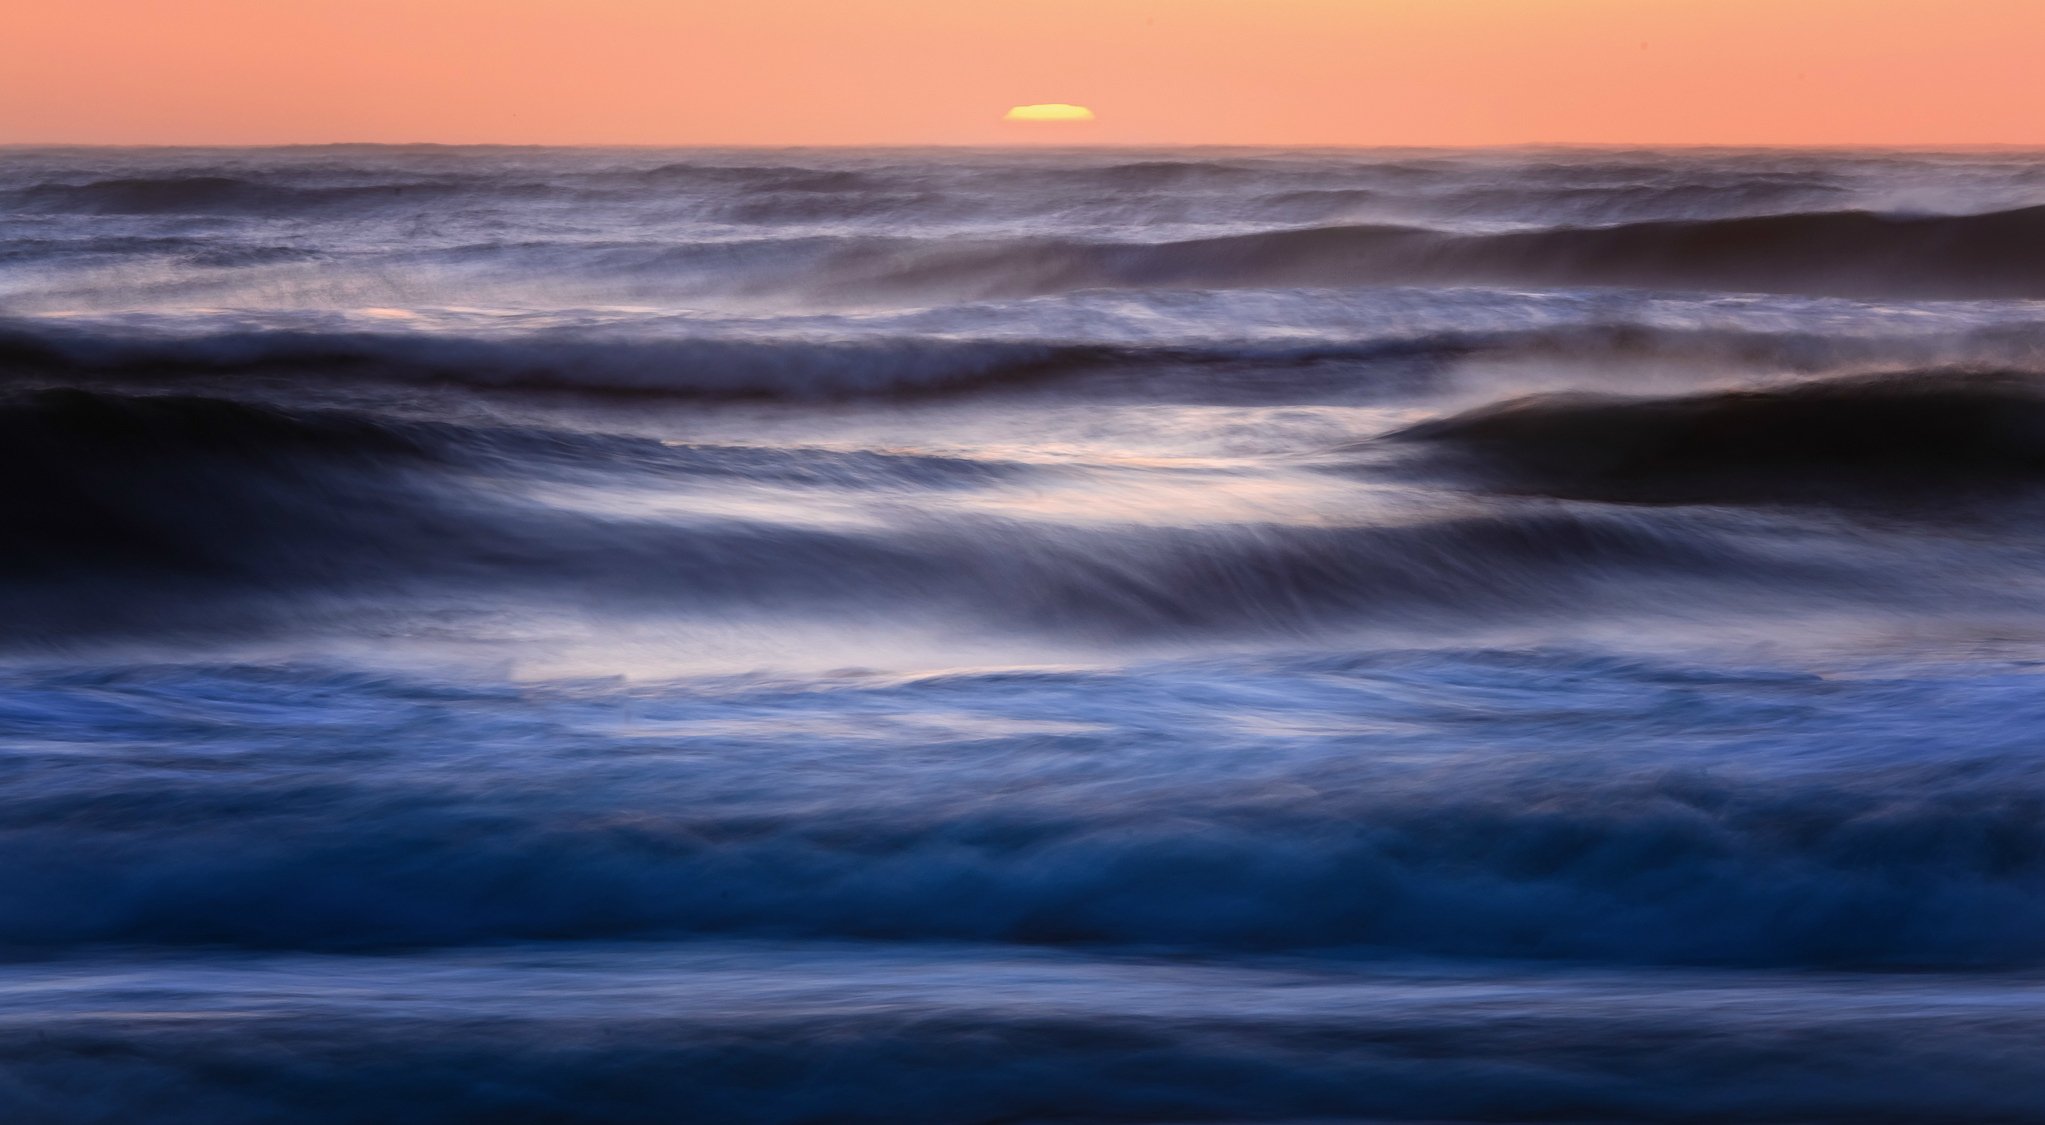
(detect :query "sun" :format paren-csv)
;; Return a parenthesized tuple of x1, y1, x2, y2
(1003, 104, 1097, 124)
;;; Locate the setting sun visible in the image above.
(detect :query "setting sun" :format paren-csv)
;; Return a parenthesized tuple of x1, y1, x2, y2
(1003, 103, 1097, 124)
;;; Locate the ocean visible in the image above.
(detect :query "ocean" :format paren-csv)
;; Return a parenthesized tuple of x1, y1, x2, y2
(3, 145, 2045, 1122)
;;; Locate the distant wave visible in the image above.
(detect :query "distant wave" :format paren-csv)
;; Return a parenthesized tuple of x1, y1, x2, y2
(798, 205, 2045, 301)
(362, 205, 2034, 303)
(4, 166, 883, 216)
(13, 161, 2038, 300)
(1, 167, 890, 216)
(1390, 368, 2045, 506)
(623, 163, 878, 192)
(1430, 178, 1852, 223)
(6, 175, 521, 215)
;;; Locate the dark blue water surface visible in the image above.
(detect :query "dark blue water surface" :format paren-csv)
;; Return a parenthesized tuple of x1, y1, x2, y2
(5, 146, 2045, 1122)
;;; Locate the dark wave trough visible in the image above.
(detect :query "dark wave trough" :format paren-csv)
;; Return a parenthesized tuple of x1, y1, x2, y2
(1389, 368, 2045, 505)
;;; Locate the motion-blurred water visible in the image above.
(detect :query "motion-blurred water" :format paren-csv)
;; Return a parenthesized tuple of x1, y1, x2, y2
(5, 146, 2045, 1122)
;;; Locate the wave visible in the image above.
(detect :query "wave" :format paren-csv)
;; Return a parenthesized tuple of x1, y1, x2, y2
(798, 204, 2045, 301)
(0, 315, 1477, 400)
(9, 959, 2043, 1125)
(0, 320, 1116, 396)
(13, 160, 2039, 301)
(1431, 178, 1852, 224)
(4, 950, 2042, 1125)
(3, 695, 2043, 966)
(966, 508, 1782, 636)
(0, 389, 460, 638)
(5, 175, 526, 215)
(1261, 181, 1842, 227)
(0, 387, 969, 605)
(5, 166, 885, 217)
(0, 160, 1354, 218)
(0, 235, 239, 262)
(1075, 158, 1287, 187)
(1389, 368, 2045, 506)
(624, 163, 878, 193)
(12, 307, 2045, 404)
(0, 382, 1010, 491)
(5, 288, 2032, 401)
(0, 388, 1822, 647)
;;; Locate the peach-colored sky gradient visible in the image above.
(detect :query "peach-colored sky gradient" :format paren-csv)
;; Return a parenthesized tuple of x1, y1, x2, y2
(5, 0, 2042, 146)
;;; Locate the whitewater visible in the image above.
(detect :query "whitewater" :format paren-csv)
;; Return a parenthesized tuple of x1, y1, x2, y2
(4, 145, 2045, 1123)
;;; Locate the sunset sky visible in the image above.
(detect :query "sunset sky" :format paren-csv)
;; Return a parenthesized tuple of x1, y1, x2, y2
(5, 0, 2042, 146)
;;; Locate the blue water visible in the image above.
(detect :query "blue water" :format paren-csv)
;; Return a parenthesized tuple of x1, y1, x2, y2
(4, 146, 2045, 1122)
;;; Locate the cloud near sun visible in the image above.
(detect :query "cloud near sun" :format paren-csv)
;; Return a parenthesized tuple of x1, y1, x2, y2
(1003, 104, 1097, 123)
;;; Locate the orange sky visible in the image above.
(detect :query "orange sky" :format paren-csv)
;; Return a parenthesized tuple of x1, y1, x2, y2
(4, 0, 2042, 146)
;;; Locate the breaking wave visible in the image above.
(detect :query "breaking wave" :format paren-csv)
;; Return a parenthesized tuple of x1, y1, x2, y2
(0, 388, 1802, 647)
(3, 658, 2043, 968)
